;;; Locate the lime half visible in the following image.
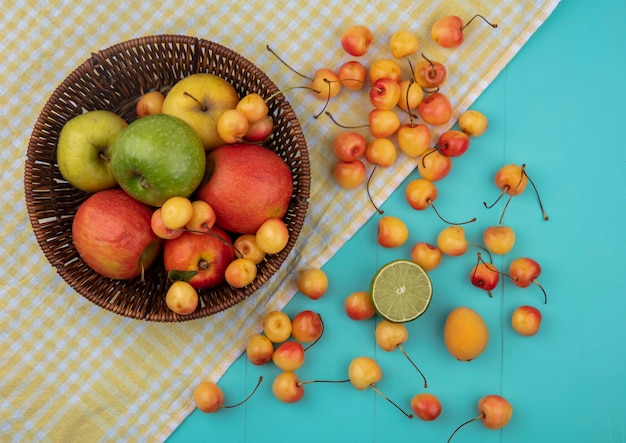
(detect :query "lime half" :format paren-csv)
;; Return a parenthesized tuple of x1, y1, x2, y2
(370, 260, 433, 323)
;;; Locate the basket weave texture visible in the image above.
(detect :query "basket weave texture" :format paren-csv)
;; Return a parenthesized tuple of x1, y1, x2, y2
(24, 34, 310, 322)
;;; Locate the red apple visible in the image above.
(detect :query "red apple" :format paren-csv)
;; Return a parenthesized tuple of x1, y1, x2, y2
(196, 143, 293, 234)
(72, 189, 163, 280)
(163, 226, 235, 290)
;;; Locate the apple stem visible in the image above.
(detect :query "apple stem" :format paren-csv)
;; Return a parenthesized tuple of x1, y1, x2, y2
(429, 201, 476, 226)
(447, 415, 482, 443)
(397, 344, 427, 388)
(366, 166, 384, 215)
(325, 111, 369, 130)
(182, 91, 207, 111)
(223, 376, 263, 409)
(462, 14, 498, 31)
(303, 314, 325, 351)
(266, 45, 314, 81)
(523, 168, 549, 221)
(369, 384, 413, 419)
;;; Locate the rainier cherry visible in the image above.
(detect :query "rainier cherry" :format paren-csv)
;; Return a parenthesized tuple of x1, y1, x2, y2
(417, 92, 452, 126)
(414, 54, 447, 89)
(368, 109, 401, 138)
(411, 393, 442, 421)
(224, 257, 257, 288)
(431, 15, 498, 49)
(397, 79, 424, 112)
(483, 225, 516, 255)
(151, 208, 183, 240)
(341, 25, 373, 56)
(246, 334, 274, 365)
(397, 123, 430, 158)
(418, 148, 452, 181)
(437, 130, 470, 157)
(256, 218, 289, 255)
(161, 196, 194, 230)
(369, 77, 401, 110)
(272, 341, 305, 371)
(332, 131, 367, 162)
(369, 58, 402, 83)
(349, 356, 413, 418)
(406, 178, 476, 225)
(272, 371, 305, 403)
(296, 268, 328, 300)
(470, 253, 500, 297)
(437, 225, 468, 256)
(508, 257, 548, 304)
(216, 109, 249, 144)
(194, 376, 263, 413)
(377, 215, 409, 248)
(365, 138, 397, 167)
(334, 160, 367, 189)
(411, 242, 442, 271)
(291, 310, 324, 342)
(459, 109, 488, 137)
(344, 291, 376, 320)
(338, 61, 366, 91)
(375, 320, 428, 387)
(244, 115, 274, 143)
(236, 93, 269, 123)
(166, 280, 199, 315)
(511, 305, 542, 336)
(448, 394, 512, 442)
(263, 310, 292, 343)
(389, 30, 419, 58)
(136, 90, 165, 117)
(185, 200, 216, 235)
(233, 234, 266, 264)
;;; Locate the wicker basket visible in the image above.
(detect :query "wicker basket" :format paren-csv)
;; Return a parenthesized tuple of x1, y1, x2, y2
(24, 35, 310, 322)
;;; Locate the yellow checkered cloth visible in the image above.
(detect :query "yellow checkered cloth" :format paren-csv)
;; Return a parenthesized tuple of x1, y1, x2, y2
(1, 1, 559, 441)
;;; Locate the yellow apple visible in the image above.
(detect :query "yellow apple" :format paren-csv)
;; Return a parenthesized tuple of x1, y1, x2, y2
(161, 73, 240, 150)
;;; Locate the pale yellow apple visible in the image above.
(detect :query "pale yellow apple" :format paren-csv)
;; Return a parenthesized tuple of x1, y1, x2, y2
(162, 73, 240, 150)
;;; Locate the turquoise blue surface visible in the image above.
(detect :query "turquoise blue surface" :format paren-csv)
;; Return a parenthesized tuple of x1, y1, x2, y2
(168, 1, 626, 442)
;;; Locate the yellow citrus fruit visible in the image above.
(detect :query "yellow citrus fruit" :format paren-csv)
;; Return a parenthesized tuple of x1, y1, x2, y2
(444, 306, 489, 361)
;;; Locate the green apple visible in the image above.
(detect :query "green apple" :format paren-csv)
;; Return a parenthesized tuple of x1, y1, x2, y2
(72, 188, 163, 280)
(56, 110, 127, 192)
(162, 73, 240, 150)
(110, 114, 206, 207)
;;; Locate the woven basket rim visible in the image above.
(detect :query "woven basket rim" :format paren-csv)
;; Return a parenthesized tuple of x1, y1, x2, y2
(24, 34, 310, 322)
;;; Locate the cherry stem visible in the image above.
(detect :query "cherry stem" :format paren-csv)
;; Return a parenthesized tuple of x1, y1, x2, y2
(298, 379, 350, 386)
(397, 344, 427, 388)
(367, 166, 384, 215)
(524, 168, 549, 221)
(266, 85, 321, 103)
(462, 14, 498, 31)
(421, 53, 437, 78)
(447, 415, 482, 443)
(313, 79, 333, 119)
(369, 384, 413, 419)
(429, 201, 477, 226)
(533, 279, 548, 304)
(223, 376, 263, 409)
(325, 111, 368, 129)
(303, 314, 325, 351)
(183, 91, 207, 111)
(483, 187, 507, 209)
(497, 164, 527, 225)
(183, 227, 243, 258)
(468, 241, 493, 264)
(266, 45, 313, 81)
(420, 147, 437, 169)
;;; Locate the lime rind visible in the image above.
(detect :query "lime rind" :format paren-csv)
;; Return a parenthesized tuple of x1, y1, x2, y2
(370, 260, 433, 323)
